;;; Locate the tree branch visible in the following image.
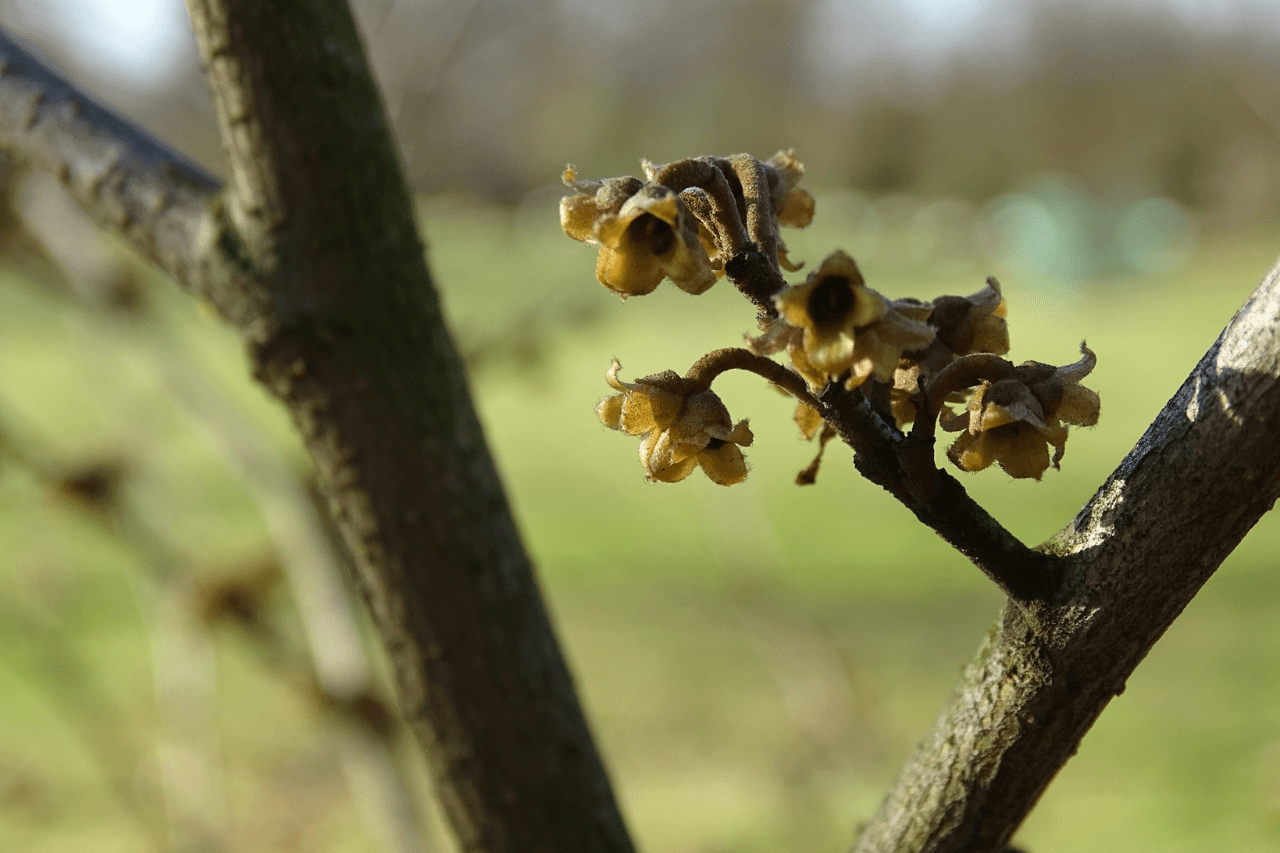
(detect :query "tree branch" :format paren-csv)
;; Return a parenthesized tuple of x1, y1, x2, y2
(818, 384, 1062, 605)
(853, 259, 1280, 852)
(0, 31, 229, 304)
(10, 9, 1278, 852)
(0, 10, 634, 853)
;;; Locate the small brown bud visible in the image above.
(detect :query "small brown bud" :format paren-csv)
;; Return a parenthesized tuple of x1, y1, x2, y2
(191, 557, 283, 629)
(54, 462, 124, 512)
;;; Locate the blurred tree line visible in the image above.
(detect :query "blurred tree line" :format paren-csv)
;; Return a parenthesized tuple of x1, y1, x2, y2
(4, 0, 1277, 223)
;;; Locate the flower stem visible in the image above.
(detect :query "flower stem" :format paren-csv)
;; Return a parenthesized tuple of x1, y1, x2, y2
(729, 154, 778, 267)
(684, 347, 820, 409)
(653, 160, 750, 257)
(911, 353, 1020, 442)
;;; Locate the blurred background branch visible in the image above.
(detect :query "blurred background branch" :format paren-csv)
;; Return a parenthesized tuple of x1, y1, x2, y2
(0, 159, 435, 851)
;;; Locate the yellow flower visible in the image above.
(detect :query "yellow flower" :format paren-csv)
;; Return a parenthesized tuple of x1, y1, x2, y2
(928, 278, 1010, 359)
(597, 360, 754, 485)
(560, 167, 716, 299)
(765, 150, 815, 229)
(943, 344, 1100, 479)
(890, 279, 1009, 428)
(771, 250, 934, 390)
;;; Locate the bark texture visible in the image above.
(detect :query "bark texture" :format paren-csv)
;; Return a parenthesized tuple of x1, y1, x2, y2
(0, 15, 634, 853)
(853, 260, 1280, 852)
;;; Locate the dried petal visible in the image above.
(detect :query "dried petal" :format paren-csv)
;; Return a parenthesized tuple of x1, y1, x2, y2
(1057, 383, 1101, 427)
(766, 150, 815, 228)
(598, 361, 753, 485)
(562, 173, 716, 298)
(945, 343, 1100, 479)
(597, 394, 624, 430)
(795, 401, 824, 440)
(698, 439, 750, 485)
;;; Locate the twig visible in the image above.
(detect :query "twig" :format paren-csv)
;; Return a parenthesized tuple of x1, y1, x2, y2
(683, 347, 821, 408)
(818, 382, 1062, 605)
(0, 30, 230, 309)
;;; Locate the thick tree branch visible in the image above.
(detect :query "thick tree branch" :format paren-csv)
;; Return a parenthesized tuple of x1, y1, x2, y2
(184, 3, 634, 850)
(0, 11, 633, 853)
(853, 259, 1280, 853)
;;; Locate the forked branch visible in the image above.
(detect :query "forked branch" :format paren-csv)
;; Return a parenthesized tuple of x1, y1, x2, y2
(6, 8, 1280, 853)
(853, 261, 1280, 852)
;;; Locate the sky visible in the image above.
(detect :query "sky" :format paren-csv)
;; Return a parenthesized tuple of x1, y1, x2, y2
(796, 0, 1280, 103)
(8, 0, 195, 92)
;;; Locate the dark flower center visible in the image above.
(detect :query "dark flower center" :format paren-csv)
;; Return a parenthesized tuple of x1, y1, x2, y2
(807, 276, 854, 329)
(929, 295, 970, 351)
(630, 213, 676, 256)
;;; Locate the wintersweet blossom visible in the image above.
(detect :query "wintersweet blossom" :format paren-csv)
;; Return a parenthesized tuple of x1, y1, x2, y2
(561, 168, 716, 298)
(942, 345, 1101, 479)
(767, 251, 934, 390)
(891, 279, 1010, 427)
(597, 360, 753, 485)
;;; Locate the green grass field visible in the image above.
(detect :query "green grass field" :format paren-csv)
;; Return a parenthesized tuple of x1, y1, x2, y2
(1, 195, 1279, 852)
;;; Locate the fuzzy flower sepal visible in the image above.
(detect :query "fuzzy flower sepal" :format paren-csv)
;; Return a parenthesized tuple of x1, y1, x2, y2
(598, 360, 753, 485)
(766, 250, 934, 390)
(560, 167, 716, 298)
(765, 150, 816, 271)
(942, 345, 1101, 479)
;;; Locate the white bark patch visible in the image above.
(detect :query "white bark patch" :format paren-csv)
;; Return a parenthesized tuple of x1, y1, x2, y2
(1077, 477, 1124, 552)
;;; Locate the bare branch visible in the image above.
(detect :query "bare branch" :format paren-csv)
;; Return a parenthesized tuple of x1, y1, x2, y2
(853, 259, 1280, 853)
(0, 6, 634, 851)
(0, 30, 224, 305)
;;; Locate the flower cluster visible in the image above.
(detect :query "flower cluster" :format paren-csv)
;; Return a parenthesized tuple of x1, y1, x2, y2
(561, 152, 814, 301)
(561, 151, 1099, 485)
(597, 360, 753, 485)
(940, 345, 1101, 480)
(560, 169, 717, 298)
